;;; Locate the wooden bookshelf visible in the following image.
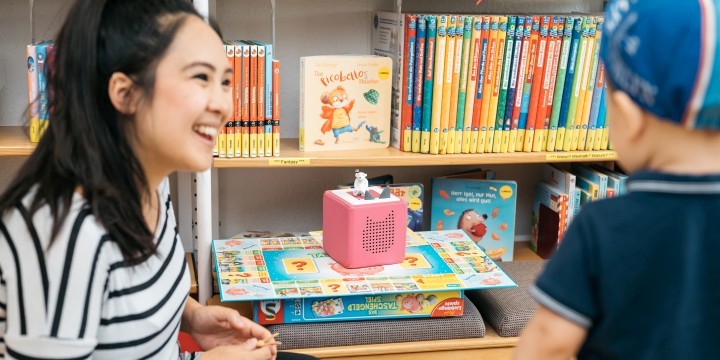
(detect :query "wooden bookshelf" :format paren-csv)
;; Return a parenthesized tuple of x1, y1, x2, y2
(213, 138, 617, 168)
(0, 126, 35, 156)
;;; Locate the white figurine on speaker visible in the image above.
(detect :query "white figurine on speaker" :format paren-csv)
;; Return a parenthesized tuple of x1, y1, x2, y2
(353, 169, 369, 196)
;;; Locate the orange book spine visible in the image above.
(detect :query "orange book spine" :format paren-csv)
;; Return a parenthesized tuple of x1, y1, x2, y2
(524, 16, 546, 152)
(470, 16, 490, 154)
(240, 41, 250, 157)
(272, 60, 280, 156)
(224, 42, 235, 158)
(233, 42, 244, 157)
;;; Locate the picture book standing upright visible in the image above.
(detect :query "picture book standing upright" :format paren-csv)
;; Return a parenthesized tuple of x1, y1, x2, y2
(431, 174, 517, 261)
(300, 55, 392, 151)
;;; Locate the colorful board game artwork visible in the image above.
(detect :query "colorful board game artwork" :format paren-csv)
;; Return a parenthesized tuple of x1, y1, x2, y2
(214, 229, 516, 302)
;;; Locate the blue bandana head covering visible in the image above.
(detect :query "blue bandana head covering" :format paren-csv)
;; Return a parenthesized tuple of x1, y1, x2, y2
(601, 0, 720, 129)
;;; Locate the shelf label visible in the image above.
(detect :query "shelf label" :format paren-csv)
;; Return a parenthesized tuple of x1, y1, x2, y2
(269, 158, 311, 166)
(546, 152, 616, 161)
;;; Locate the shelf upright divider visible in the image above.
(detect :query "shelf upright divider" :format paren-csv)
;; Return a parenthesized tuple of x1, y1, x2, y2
(193, 0, 218, 305)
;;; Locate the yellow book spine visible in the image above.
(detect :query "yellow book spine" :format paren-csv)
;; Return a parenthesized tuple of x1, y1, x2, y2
(516, 129, 526, 151)
(430, 15, 448, 155)
(439, 16, 457, 154)
(219, 128, 227, 158)
(577, 22, 598, 151)
(448, 18, 464, 154)
(600, 126, 610, 150)
(508, 129, 517, 153)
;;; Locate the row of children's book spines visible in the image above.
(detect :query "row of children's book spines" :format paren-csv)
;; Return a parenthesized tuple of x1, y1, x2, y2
(26, 41, 55, 143)
(396, 14, 608, 155)
(216, 40, 280, 158)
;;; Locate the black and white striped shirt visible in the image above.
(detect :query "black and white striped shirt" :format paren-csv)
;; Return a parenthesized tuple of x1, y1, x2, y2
(0, 178, 190, 359)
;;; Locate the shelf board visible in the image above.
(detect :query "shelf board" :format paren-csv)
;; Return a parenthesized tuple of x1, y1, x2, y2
(0, 126, 36, 156)
(213, 138, 617, 168)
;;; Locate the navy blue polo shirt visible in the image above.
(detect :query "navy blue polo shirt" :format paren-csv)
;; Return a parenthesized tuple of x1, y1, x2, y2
(531, 171, 720, 359)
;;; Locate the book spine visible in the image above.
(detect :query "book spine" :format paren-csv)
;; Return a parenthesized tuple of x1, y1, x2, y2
(249, 43, 259, 157)
(255, 41, 267, 157)
(599, 89, 610, 150)
(547, 16, 573, 151)
(572, 17, 597, 151)
(563, 17, 589, 152)
(225, 43, 235, 158)
(454, 16, 473, 154)
(525, 16, 547, 152)
(542, 16, 563, 151)
(478, 16, 499, 154)
(412, 15, 427, 153)
(439, 15, 456, 154)
(462, 16, 483, 154)
(447, 15, 464, 154)
(272, 60, 280, 156)
(510, 17, 531, 153)
(555, 17, 582, 151)
(232, 42, 243, 157)
(299, 58, 305, 151)
(580, 18, 602, 151)
(240, 41, 251, 157)
(492, 16, 512, 153)
(429, 15, 448, 155)
(486, 16, 507, 153)
(533, 16, 555, 152)
(402, 15, 417, 152)
(420, 16, 437, 154)
(27, 44, 40, 143)
(262, 43, 273, 156)
(586, 61, 604, 151)
(517, 16, 539, 152)
(501, 16, 521, 153)
(592, 84, 606, 151)
(469, 16, 489, 153)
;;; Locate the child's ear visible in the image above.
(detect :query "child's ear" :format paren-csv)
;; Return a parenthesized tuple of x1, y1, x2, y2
(610, 89, 647, 142)
(108, 72, 138, 115)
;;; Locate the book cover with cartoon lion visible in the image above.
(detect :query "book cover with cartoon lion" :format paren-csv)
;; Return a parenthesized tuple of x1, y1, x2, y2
(300, 55, 392, 151)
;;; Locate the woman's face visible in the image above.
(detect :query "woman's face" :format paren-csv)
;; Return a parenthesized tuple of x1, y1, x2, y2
(131, 16, 232, 180)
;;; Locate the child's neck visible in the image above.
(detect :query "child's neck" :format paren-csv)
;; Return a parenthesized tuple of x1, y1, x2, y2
(644, 120, 720, 174)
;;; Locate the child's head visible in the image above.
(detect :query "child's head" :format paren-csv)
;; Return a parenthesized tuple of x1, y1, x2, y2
(602, 0, 720, 173)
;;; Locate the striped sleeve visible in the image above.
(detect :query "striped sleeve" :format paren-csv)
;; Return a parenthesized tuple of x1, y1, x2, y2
(1, 262, 6, 358)
(0, 203, 111, 359)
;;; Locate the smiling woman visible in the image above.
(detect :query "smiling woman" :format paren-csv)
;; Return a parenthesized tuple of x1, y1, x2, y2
(0, 0, 282, 359)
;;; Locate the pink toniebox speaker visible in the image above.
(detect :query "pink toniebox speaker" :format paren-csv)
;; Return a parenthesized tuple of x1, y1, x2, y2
(322, 186, 406, 269)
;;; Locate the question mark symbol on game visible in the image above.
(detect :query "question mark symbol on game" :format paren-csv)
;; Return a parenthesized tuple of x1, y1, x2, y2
(404, 256, 419, 266)
(291, 261, 307, 270)
(329, 284, 340, 293)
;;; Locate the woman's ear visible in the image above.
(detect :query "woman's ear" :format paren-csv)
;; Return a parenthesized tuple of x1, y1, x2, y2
(108, 72, 138, 115)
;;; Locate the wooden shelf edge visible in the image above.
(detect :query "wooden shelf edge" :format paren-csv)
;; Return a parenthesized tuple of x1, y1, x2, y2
(213, 138, 616, 168)
(0, 126, 36, 156)
(294, 326, 518, 359)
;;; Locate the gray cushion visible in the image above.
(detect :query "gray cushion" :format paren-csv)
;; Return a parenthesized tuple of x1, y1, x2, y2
(266, 297, 485, 350)
(465, 260, 547, 337)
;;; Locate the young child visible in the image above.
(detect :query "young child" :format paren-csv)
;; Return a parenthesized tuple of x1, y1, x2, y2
(516, 1, 720, 358)
(0, 0, 304, 359)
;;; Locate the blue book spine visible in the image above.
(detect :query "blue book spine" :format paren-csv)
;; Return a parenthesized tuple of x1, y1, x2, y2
(36, 41, 49, 121)
(557, 17, 583, 131)
(412, 16, 427, 135)
(503, 16, 524, 132)
(586, 62, 604, 137)
(517, 19, 533, 132)
(264, 43, 273, 121)
(421, 16, 437, 138)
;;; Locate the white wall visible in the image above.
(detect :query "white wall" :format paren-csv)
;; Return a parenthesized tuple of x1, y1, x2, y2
(0, 0, 603, 248)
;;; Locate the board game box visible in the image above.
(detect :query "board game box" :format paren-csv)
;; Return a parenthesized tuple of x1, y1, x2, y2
(213, 229, 516, 302)
(253, 290, 464, 324)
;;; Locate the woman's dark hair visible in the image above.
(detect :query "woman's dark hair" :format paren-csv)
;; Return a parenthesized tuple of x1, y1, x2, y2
(0, 0, 220, 263)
